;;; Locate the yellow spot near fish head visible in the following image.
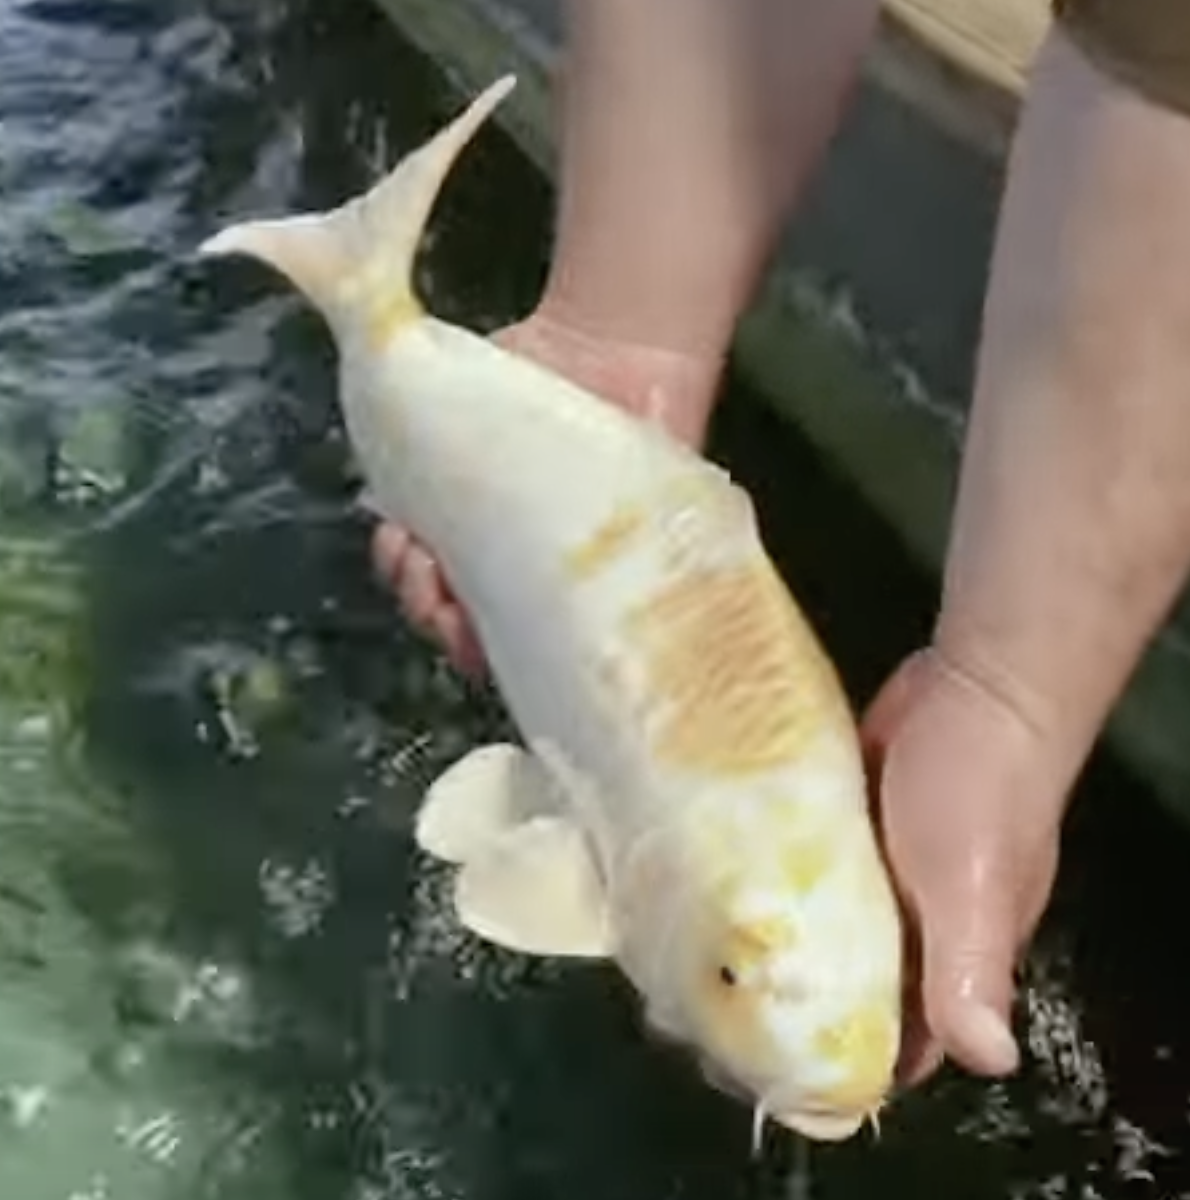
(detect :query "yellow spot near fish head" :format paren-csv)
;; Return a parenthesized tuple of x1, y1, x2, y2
(565, 504, 646, 581)
(622, 556, 847, 777)
(778, 829, 835, 894)
(722, 914, 798, 977)
(812, 1001, 898, 1111)
(680, 794, 838, 905)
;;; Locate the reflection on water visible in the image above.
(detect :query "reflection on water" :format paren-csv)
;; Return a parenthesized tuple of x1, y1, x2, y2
(2, 0, 1190, 1196)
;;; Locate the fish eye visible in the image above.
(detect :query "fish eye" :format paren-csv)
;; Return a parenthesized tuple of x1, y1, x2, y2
(718, 965, 737, 987)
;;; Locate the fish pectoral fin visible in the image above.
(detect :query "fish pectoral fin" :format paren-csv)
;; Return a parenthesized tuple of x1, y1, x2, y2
(420, 742, 612, 956)
(454, 816, 612, 958)
(415, 742, 563, 865)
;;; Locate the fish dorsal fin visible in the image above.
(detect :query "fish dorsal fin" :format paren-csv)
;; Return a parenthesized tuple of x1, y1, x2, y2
(415, 742, 562, 865)
(455, 815, 612, 958)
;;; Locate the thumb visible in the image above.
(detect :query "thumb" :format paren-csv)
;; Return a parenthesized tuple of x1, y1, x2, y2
(919, 893, 1021, 1077)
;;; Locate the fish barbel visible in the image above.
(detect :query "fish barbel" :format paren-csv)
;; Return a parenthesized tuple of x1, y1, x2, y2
(199, 75, 904, 1143)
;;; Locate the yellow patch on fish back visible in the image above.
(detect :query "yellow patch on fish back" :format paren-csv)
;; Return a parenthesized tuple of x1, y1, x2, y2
(363, 286, 424, 350)
(565, 504, 646, 580)
(812, 1001, 898, 1109)
(623, 556, 848, 777)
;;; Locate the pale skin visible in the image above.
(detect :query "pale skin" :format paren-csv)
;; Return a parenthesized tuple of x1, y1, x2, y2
(374, 0, 1190, 1087)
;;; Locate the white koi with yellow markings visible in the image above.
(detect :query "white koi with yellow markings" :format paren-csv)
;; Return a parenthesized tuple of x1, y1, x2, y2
(199, 76, 903, 1144)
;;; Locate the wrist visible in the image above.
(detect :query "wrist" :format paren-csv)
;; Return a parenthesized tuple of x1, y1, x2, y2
(536, 254, 744, 365)
(927, 620, 1088, 827)
(515, 300, 726, 446)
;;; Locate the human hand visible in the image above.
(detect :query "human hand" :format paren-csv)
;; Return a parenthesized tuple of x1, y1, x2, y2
(370, 309, 723, 675)
(860, 646, 1065, 1088)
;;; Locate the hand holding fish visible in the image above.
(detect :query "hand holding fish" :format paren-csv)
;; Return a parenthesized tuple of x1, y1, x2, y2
(860, 648, 1061, 1087)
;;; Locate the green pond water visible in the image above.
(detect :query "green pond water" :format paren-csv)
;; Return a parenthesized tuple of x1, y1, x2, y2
(2, 0, 1190, 1196)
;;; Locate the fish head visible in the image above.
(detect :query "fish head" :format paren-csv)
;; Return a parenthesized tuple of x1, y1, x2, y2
(616, 809, 902, 1143)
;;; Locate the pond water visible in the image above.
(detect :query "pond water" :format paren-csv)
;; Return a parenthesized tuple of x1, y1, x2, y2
(3, 0, 1190, 1197)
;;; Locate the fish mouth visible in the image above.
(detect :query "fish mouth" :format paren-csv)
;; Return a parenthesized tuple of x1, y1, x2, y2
(698, 1064, 869, 1145)
(771, 1107, 868, 1142)
(698, 1056, 753, 1104)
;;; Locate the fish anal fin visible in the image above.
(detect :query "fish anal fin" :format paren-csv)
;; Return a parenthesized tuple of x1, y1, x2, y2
(455, 816, 612, 958)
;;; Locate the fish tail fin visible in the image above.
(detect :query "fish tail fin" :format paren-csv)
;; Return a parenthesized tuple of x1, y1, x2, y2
(198, 74, 516, 342)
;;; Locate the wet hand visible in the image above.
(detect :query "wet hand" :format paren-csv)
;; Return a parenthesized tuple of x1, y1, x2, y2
(860, 647, 1064, 1088)
(370, 310, 722, 675)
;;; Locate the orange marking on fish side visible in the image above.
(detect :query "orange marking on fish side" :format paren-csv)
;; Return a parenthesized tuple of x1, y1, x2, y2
(566, 504, 647, 580)
(811, 1001, 899, 1110)
(723, 914, 799, 974)
(622, 556, 849, 777)
(777, 829, 836, 894)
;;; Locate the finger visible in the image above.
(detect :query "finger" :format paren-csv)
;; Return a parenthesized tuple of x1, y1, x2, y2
(858, 649, 932, 779)
(430, 600, 487, 678)
(919, 892, 1021, 1078)
(896, 1023, 944, 1090)
(885, 905, 940, 1089)
(893, 978, 940, 1086)
(372, 522, 411, 588)
(397, 544, 446, 632)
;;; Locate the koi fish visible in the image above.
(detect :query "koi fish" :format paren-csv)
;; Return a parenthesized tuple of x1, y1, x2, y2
(198, 75, 903, 1144)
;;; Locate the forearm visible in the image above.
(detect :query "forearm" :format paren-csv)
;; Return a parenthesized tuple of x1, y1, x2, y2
(935, 26, 1190, 807)
(540, 0, 880, 362)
